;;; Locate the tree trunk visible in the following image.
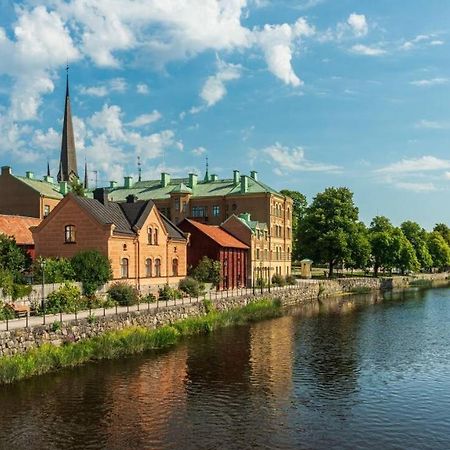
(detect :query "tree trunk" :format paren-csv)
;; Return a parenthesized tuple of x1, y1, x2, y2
(374, 264, 379, 278)
(328, 260, 334, 278)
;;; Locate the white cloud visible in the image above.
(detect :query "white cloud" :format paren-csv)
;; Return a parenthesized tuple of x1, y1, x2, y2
(430, 40, 444, 46)
(32, 127, 60, 150)
(127, 110, 162, 127)
(79, 78, 127, 97)
(415, 119, 450, 130)
(351, 44, 386, 56)
(347, 14, 368, 37)
(192, 146, 207, 156)
(259, 142, 340, 172)
(89, 104, 125, 141)
(79, 86, 108, 97)
(444, 172, 450, 180)
(376, 156, 450, 174)
(136, 83, 150, 94)
(410, 78, 448, 87)
(200, 60, 242, 107)
(393, 181, 437, 192)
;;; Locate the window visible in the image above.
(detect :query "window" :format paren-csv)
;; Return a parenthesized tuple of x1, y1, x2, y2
(147, 227, 153, 245)
(172, 258, 179, 277)
(287, 227, 291, 238)
(175, 199, 180, 211)
(154, 228, 159, 245)
(212, 205, 220, 217)
(192, 206, 205, 217)
(64, 225, 76, 243)
(123, 244, 127, 251)
(256, 248, 260, 259)
(44, 205, 50, 217)
(155, 258, 161, 277)
(145, 258, 152, 277)
(121, 258, 129, 278)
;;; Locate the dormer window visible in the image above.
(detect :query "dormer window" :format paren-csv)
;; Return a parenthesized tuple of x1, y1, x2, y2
(64, 225, 76, 243)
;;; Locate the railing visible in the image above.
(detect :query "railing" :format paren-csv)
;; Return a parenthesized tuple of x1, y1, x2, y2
(0, 283, 309, 332)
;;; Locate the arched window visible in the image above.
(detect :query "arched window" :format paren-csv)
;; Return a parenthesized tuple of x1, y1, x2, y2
(154, 228, 158, 245)
(155, 258, 161, 277)
(123, 243, 127, 251)
(147, 227, 153, 245)
(121, 258, 129, 278)
(145, 258, 152, 277)
(64, 225, 76, 243)
(172, 258, 179, 277)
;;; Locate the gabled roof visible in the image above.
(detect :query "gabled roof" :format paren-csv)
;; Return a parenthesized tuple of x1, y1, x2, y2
(0, 214, 41, 245)
(171, 183, 192, 194)
(182, 219, 249, 249)
(237, 213, 268, 232)
(160, 214, 187, 240)
(15, 176, 63, 200)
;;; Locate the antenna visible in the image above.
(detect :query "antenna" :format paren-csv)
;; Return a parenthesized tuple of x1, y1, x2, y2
(137, 155, 142, 182)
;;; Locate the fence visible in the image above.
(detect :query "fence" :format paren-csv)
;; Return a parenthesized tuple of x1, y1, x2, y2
(0, 283, 302, 332)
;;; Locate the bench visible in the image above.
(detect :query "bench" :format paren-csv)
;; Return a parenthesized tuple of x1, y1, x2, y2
(6, 303, 30, 318)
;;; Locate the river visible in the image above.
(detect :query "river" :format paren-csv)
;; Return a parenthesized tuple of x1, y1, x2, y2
(1, 286, 450, 449)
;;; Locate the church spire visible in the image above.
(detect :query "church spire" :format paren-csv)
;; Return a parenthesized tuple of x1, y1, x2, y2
(203, 156, 209, 182)
(84, 159, 88, 189)
(57, 65, 78, 183)
(47, 161, 51, 177)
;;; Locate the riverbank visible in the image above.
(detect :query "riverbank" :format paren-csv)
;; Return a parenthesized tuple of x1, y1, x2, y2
(0, 299, 282, 384)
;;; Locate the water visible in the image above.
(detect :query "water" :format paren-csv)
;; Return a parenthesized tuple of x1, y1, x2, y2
(1, 287, 450, 449)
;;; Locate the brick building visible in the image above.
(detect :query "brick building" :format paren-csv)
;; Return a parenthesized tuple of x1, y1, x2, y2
(32, 191, 187, 290)
(106, 170, 293, 278)
(178, 219, 249, 290)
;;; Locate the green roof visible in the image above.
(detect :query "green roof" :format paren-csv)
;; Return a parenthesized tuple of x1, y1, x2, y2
(107, 176, 281, 202)
(237, 213, 268, 232)
(15, 176, 63, 199)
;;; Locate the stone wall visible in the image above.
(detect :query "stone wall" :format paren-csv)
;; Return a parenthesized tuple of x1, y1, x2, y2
(0, 274, 448, 358)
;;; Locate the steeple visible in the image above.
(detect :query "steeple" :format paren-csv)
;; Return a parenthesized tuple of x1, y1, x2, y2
(57, 65, 78, 183)
(84, 159, 88, 189)
(203, 156, 209, 182)
(47, 161, 51, 177)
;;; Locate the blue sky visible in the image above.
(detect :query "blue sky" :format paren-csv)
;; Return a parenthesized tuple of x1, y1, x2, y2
(1, 0, 450, 229)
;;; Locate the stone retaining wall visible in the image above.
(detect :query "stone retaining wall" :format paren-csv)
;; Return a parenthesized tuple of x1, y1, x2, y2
(0, 274, 448, 358)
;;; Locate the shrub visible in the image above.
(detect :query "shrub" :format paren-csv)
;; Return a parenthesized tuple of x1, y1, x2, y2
(141, 293, 156, 303)
(32, 257, 75, 284)
(71, 250, 113, 295)
(44, 282, 82, 314)
(271, 274, 286, 287)
(190, 257, 221, 286)
(255, 278, 266, 288)
(0, 269, 14, 297)
(107, 283, 139, 306)
(11, 284, 32, 301)
(0, 304, 14, 321)
(179, 277, 205, 297)
(285, 275, 297, 285)
(158, 285, 183, 301)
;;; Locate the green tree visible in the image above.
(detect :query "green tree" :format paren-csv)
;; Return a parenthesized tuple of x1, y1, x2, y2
(70, 179, 85, 197)
(32, 257, 76, 283)
(0, 235, 31, 280)
(280, 189, 307, 261)
(394, 229, 420, 274)
(346, 221, 371, 271)
(400, 221, 433, 270)
(433, 223, 450, 246)
(190, 256, 221, 286)
(298, 187, 360, 277)
(369, 216, 394, 277)
(71, 250, 113, 295)
(427, 231, 450, 271)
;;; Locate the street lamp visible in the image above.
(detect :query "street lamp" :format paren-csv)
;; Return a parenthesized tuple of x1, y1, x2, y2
(40, 259, 46, 313)
(259, 261, 263, 294)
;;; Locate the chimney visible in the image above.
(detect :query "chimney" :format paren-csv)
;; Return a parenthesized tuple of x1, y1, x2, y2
(26, 171, 34, 179)
(1, 166, 11, 176)
(211, 174, 218, 181)
(240, 175, 248, 194)
(59, 181, 69, 195)
(188, 173, 198, 189)
(233, 170, 240, 184)
(109, 181, 118, 188)
(126, 194, 137, 203)
(93, 187, 109, 205)
(124, 176, 133, 189)
(43, 175, 54, 184)
(161, 172, 171, 187)
(250, 170, 258, 181)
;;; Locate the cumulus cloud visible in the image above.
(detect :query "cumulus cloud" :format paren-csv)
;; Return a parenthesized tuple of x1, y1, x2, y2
(351, 44, 386, 56)
(192, 146, 207, 156)
(410, 78, 448, 87)
(136, 83, 150, 94)
(258, 142, 340, 173)
(347, 13, 368, 37)
(79, 78, 128, 97)
(32, 127, 60, 150)
(415, 119, 450, 130)
(127, 110, 162, 127)
(376, 156, 450, 174)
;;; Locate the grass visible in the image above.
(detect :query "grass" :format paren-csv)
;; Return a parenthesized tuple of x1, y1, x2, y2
(0, 298, 282, 385)
(350, 286, 373, 294)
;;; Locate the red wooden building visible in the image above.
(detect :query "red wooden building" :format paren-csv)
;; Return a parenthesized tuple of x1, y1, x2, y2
(0, 214, 41, 259)
(179, 219, 249, 290)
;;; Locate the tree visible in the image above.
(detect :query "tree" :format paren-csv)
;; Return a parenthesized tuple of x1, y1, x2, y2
(298, 187, 360, 277)
(32, 257, 76, 283)
(346, 222, 371, 271)
(280, 189, 307, 261)
(70, 250, 113, 295)
(400, 221, 432, 270)
(427, 231, 450, 271)
(433, 223, 450, 246)
(190, 256, 221, 286)
(0, 235, 31, 280)
(394, 229, 420, 274)
(369, 216, 395, 277)
(70, 179, 85, 197)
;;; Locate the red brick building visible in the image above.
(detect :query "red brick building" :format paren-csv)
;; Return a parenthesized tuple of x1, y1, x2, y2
(178, 219, 249, 290)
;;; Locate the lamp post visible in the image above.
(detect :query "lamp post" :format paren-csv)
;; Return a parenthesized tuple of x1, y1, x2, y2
(260, 261, 263, 294)
(40, 259, 46, 321)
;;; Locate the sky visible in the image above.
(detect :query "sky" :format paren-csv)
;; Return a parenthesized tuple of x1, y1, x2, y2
(0, 0, 450, 229)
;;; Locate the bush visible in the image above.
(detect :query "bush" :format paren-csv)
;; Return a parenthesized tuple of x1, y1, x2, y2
(179, 277, 205, 297)
(0, 304, 14, 321)
(71, 250, 113, 295)
(285, 275, 297, 285)
(190, 257, 221, 286)
(107, 283, 139, 306)
(44, 282, 82, 314)
(11, 284, 32, 301)
(158, 285, 183, 301)
(32, 257, 75, 284)
(271, 274, 286, 287)
(255, 278, 266, 288)
(141, 293, 156, 303)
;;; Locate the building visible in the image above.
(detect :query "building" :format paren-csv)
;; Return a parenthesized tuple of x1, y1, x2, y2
(32, 191, 187, 290)
(0, 214, 41, 259)
(106, 170, 293, 277)
(0, 167, 64, 219)
(221, 213, 273, 286)
(178, 218, 249, 290)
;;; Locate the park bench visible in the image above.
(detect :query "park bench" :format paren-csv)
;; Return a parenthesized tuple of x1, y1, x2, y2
(6, 303, 30, 318)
